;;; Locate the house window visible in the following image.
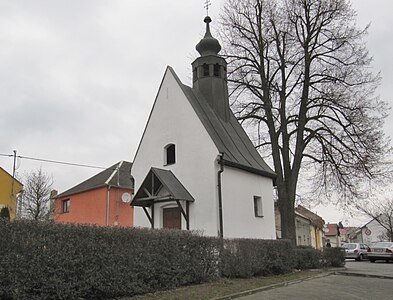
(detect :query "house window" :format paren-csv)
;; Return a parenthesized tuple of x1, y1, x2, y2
(62, 199, 70, 213)
(164, 144, 176, 165)
(254, 196, 263, 217)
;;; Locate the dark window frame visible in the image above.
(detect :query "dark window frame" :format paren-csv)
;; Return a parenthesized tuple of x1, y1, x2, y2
(164, 143, 176, 165)
(62, 199, 70, 213)
(253, 196, 263, 217)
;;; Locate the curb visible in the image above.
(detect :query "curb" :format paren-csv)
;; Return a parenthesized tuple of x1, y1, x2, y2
(336, 271, 393, 280)
(212, 270, 339, 300)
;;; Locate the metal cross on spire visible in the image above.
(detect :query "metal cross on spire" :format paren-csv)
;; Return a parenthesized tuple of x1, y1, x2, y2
(204, 0, 211, 16)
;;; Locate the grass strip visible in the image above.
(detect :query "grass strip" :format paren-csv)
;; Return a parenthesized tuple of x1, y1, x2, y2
(122, 270, 320, 300)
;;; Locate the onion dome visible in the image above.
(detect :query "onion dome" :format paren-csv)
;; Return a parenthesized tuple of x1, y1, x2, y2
(195, 16, 221, 56)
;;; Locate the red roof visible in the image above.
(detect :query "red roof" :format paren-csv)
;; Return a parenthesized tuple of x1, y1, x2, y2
(325, 223, 348, 236)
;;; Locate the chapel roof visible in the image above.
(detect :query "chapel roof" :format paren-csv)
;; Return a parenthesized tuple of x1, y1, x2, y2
(167, 67, 276, 178)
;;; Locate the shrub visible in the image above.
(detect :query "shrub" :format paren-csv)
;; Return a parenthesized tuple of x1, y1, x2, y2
(292, 246, 322, 270)
(219, 239, 293, 278)
(0, 220, 343, 299)
(0, 221, 219, 300)
(322, 247, 345, 267)
(0, 207, 10, 222)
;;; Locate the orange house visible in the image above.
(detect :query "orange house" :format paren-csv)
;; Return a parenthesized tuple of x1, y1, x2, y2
(54, 161, 134, 227)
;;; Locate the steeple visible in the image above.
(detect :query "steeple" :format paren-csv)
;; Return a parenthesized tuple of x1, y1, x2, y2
(192, 16, 229, 122)
(196, 16, 221, 56)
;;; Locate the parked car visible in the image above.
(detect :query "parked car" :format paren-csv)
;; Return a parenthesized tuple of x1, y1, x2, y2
(342, 243, 369, 261)
(368, 242, 393, 263)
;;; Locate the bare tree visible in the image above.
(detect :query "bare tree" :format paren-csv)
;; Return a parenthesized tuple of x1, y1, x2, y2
(219, 0, 389, 242)
(20, 168, 53, 221)
(357, 198, 393, 242)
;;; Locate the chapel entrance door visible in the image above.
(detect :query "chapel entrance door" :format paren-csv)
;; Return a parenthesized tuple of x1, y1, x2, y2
(163, 207, 181, 229)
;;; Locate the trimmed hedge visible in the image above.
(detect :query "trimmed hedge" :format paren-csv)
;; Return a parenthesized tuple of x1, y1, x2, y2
(0, 221, 219, 299)
(219, 239, 293, 278)
(0, 221, 345, 299)
(322, 247, 346, 267)
(293, 246, 322, 270)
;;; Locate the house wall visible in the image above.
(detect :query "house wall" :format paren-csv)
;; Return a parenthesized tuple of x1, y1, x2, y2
(0, 167, 23, 220)
(221, 166, 276, 239)
(296, 217, 311, 246)
(362, 219, 388, 244)
(54, 186, 133, 227)
(315, 228, 324, 249)
(132, 68, 220, 236)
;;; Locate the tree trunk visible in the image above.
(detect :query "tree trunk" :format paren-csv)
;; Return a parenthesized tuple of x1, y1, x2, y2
(277, 183, 296, 244)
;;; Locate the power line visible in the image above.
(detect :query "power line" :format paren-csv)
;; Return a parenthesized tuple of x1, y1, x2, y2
(0, 152, 108, 170)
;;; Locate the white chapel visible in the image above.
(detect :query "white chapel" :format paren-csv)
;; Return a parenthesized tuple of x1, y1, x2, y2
(131, 15, 276, 239)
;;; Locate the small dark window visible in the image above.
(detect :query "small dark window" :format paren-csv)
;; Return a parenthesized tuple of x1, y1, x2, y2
(203, 64, 209, 76)
(254, 196, 263, 217)
(63, 199, 70, 213)
(213, 64, 220, 77)
(165, 144, 176, 165)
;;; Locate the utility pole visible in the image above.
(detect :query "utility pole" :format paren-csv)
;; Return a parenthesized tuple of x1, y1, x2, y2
(10, 150, 20, 219)
(11, 150, 17, 196)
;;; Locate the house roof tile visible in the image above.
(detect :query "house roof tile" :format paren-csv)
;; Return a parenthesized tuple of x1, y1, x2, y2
(57, 161, 133, 198)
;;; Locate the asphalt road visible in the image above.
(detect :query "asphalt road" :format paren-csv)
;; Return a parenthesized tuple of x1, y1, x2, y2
(344, 259, 393, 278)
(236, 260, 393, 300)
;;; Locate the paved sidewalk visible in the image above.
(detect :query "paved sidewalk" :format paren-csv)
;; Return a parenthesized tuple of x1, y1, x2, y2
(214, 263, 393, 300)
(213, 271, 335, 300)
(234, 274, 393, 300)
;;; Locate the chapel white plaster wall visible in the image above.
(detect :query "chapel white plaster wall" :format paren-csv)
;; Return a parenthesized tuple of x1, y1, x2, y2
(220, 166, 276, 239)
(132, 68, 220, 236)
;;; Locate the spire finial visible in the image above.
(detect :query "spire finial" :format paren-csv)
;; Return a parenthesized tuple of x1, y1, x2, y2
(204, 0, 211, 16)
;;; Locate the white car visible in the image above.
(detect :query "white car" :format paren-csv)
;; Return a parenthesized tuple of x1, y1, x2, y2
(342, 243, 369, 261)
(368, 242, 393, 263)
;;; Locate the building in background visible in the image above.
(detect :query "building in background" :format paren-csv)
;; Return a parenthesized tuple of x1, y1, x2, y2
(0, 166, 23, 220)
(295, 205, 325, 249)
(324, 223, 348, 247)
(54, 161, 134, 227)
(349, 218, 390, 244)
(275, 204, 325, 249)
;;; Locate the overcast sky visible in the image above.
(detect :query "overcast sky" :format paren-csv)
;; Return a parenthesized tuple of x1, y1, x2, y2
(1, 0, 392, 226)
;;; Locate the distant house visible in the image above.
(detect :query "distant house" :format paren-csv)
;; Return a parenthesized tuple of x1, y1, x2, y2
(350, 218, 390, 244)
(131, 16, 277, 239)
(295, 212, 312, 246)
(54, 161, 134, 227)
(324, 223, 348, 247)
(275, 205, 325, 248)
(0, 166, 23, 220)
(296, 205, 325, 249)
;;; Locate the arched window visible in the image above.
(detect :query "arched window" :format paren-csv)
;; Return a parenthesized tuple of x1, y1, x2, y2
(164, 144, 176, 165)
